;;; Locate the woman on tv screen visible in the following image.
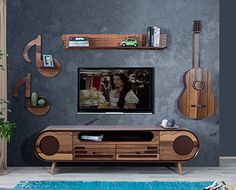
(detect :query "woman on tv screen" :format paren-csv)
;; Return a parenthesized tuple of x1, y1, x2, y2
(109, 71, 139, 109)
(79, 68, 153, 113)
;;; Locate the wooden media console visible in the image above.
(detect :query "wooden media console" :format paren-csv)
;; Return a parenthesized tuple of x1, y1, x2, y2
(34, 125, 199, 175)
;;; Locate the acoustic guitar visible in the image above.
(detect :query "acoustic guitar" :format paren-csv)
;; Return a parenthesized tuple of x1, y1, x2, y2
(178, 20, 216, 119)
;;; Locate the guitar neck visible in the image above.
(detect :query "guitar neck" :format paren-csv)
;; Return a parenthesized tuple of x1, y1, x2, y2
(192, 32, 200, 68)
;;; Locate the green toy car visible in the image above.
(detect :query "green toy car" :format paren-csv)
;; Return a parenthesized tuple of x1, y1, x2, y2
(120, 37, 138, 47)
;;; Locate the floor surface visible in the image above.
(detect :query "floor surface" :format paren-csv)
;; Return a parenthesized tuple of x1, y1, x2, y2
(0, 158, 235, 189)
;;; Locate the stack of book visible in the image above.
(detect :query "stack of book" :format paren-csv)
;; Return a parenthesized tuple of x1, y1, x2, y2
(146, 26, 161, 47)
(68, 37, 89, 47)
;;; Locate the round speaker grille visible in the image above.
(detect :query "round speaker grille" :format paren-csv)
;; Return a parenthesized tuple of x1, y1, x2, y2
(39, 136, 59, 156)
(173, 135, 194, 156)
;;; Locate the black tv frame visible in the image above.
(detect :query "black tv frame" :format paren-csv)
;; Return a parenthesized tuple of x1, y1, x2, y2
(77, 67, 155, 114)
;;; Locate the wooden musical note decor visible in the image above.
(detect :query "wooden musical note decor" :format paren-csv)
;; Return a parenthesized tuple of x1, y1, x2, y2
(12, 73, 51, 116)
(23, 35, 61, 77)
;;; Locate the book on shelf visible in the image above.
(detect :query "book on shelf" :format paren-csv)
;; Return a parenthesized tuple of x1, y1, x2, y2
(153, 26, 160, 47)
(150, 26, 154, 47)
(146, 26, 160, 47)
(68, 37, 90, 47)
(147, 26, 151, 47)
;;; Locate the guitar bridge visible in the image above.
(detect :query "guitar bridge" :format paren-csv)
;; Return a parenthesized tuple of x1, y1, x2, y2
(191, 105, 206, 108)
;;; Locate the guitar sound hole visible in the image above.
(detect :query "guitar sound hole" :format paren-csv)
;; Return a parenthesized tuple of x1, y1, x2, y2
(193, 80, 205, 91)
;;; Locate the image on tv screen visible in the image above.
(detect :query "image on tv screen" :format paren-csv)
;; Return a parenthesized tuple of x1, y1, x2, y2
(78, 68, 154, 113)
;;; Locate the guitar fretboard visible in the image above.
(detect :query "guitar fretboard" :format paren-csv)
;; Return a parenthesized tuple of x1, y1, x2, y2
(193, 33, 200, 68)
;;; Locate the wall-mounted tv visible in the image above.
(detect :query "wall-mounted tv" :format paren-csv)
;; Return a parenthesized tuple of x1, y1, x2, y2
(78, 67, 154, 114)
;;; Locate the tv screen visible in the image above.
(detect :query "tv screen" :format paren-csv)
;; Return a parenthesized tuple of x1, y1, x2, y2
(78, 68, 154, 113)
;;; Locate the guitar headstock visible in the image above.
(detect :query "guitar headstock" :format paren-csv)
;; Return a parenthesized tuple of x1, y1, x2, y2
(193, 20, 201, 33)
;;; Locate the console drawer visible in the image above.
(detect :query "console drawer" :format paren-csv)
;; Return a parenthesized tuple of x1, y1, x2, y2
(116, 144, 159, 160)
(116, 144, 159, 149)
(73, 144, 115, 160)
(116, 154, 159, 160)
(73, 144, 115, 149)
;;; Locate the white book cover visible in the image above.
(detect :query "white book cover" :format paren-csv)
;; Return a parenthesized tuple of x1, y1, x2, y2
(153, 27, 160, 47)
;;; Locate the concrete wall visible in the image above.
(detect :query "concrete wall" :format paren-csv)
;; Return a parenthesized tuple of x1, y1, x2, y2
(7, 0, 219, 166)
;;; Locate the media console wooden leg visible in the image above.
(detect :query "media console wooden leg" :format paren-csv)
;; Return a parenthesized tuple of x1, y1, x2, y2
(51, 162, 56, 175)
(177, 162, 183, 175)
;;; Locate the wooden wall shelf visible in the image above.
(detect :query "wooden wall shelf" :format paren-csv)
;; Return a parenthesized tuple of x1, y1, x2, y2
(26, 97, 50, 116)
(23, 35, 61, 78)
(12, 73, 31, 100)
(61, 34, 167, 50)
(12, 73, 51, 116)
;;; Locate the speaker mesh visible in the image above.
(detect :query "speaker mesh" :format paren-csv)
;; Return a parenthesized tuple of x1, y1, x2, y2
(39, 136, 59, 156)
(173, 135, 194, 156)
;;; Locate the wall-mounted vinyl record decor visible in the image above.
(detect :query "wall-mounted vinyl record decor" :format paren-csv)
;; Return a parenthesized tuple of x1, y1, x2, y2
(23, 35, 61, 77)
(178, 20, 216, 119)
(12, 73, 51, 116)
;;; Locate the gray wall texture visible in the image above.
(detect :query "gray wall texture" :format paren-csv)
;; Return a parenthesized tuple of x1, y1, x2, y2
(7, 0, 219, 166)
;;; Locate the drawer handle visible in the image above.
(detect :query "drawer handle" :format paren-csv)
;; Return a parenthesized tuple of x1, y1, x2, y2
(147, 147, 158, 149)
(75, 146, 85, 149)
(145, 151, 158, 154)
(75, 151, 87, 154)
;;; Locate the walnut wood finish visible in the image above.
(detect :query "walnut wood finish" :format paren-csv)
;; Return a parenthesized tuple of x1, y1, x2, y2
(177, 162, 183, 175)
(61, 34, 167, 49)
(35, 131, 73, 161)
(116, 144, 159, 161)
(159, 131, 199, 161)
(12, 73, 51, 116)
(23, 35, 61, 77)
(25, 97, 50, 116)
(45, 125, 165, 131)
(178, 20, 216, 119)
(178, 68, 216, 119)
(12, 73, 31, 99)
(34, 126, 199, 175)
(51, 162, 56, 175)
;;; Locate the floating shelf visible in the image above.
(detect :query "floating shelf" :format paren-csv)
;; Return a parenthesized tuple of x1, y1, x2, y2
(61, 34, 167, 50)
(26, 96, 50, 116)
(12, 73, 51, 116)
(23, 35, 61, 77)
